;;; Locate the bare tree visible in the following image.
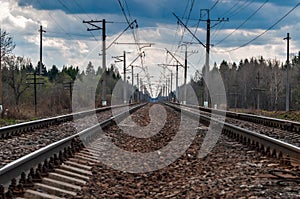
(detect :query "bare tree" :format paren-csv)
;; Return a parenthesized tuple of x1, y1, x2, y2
(5, 56, 29, 111)
(0, 29, 15, 114)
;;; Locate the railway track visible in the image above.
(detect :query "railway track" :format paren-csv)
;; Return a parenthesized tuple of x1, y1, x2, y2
(0, 103, 146, 198)
(175, 103, 300, 147)
(168, 104, 300, 163)
(0, 102, 299, 198)
(0, 104, 133, 169)
(0, 104, 132, 139)
(178, 102, 300, 132)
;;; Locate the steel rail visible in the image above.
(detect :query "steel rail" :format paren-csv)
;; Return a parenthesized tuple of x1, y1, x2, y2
(0, 104, 132, 139)
(166, 102, 300, 163)
(0, 103, 146, 188)
(175, 102, 300, 132)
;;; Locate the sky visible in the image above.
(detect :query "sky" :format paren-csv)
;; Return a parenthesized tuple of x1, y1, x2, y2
(0, 0, 300, 97)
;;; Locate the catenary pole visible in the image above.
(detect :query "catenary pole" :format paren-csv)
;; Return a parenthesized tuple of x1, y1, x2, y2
(284, 33, 291, 111)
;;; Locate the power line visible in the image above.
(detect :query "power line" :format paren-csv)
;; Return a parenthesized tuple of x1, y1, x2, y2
(46, 31, 97, 39)
(106, 20, 138, 50)
(189, 19, 201, 44)
(215, 0, 269, 46)
(116, 0, 153, 90)
(173, 13, 206, 47)
(227, 2, 300, 52)
(169, 3, 201, 65)
(182, 0, 190, 19)
(210, 0, 220, 11)
(36, 1, 78, 41)
(124, 0, 133, 22)
(226, 0, 254, 18)
(220, 1, 240, 17)
(210, 0, 254, 47)
(117, 0, 132, 27)
(65, 0, 98, 41)
(169, 0, 195, 60)
(72, 0, 93, 19)
(116, 0, 146, 75)
(185, 0, 195, 24)
(124, 0, 142, 54)
(117, 0, 140, 50)
(211, 21, 225, 41)
(178, 0, 195, 46)
(56, 0, 98, 41)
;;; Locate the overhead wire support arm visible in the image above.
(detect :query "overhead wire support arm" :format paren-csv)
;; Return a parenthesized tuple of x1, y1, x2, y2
(114, 42, 154, 46)
(114, 42, 153, 52)
(172, 12, 206, 48)
(83, 20, 113, 31)
(128, 51, 145, 68)
(165, 48, 187, 103)
(112, 54, 124, 63)
(157, 64, 179, 67)
(106, 20, 138, 50)
(165, 48, 184, 67)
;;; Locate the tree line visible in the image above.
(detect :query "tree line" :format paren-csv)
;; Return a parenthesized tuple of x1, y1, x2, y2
(2, 29, 300, 118)
(2, 56, 122, 118)
(191, 53, 300, 111)
(0, 29, 130, 118)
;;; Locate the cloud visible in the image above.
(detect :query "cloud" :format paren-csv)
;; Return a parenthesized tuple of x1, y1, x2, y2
(1, 0, 300, 97)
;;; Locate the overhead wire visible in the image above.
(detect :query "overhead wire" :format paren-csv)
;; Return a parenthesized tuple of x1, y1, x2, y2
(207, 0, 258, 65)
(70, 0, 98, 41)
(226, 0, 253, 18)
(215, 0, 269, 46)
(122, 0, 145, 67)
(169, 0, 191, 54)
(117, 0, 141, 52)
(185, 0, 195, 24)
(45, 31, 99, 41)
(168, 0, 195, 66)
(177, 0, 195, 46)
(189, 0, 221, 74)
(210, 0, 220, 11)
(182, 0, 190, 18)
(226, 2, 300, 52)
(124, 0, 133, 22)
(36, 1, 75, 40)
(117, 0, 131, 26)
(220, 1, 240, 17)
(117, 0, 154, 93)
(72, 0, 93, 19)
(56, 0, 98, 41)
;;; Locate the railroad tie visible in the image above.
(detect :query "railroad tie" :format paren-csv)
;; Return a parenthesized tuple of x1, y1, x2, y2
(21, 153, 96, 199)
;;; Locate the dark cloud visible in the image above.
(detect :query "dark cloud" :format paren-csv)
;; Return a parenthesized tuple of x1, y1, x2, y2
(7, 0, 300, 68)
(16, 0, 299, 31)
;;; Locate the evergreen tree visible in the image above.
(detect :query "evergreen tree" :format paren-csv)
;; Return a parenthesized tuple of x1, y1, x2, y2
(86, 61, 95, 77)
(48, 65, 59, 82)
